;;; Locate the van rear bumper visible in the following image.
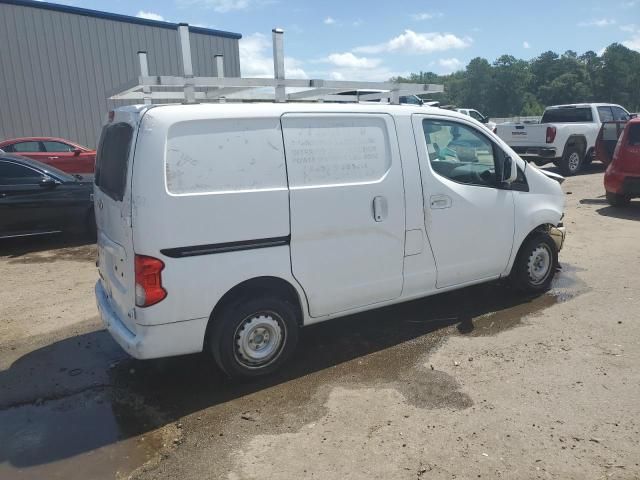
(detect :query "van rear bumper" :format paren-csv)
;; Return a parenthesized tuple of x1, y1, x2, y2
(95, 281, 208, 359)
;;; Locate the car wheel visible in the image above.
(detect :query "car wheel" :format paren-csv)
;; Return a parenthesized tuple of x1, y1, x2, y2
(511, 232, 558, 293)
(209, 295, 299, 379)
(606, 191, 631, 207)
(559, 146, 583, 176)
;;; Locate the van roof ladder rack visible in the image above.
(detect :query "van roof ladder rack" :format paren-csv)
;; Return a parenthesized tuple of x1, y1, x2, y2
(110, 27, 444, 105)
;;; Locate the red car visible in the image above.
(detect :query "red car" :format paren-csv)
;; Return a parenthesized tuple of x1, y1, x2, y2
(604, 118, 640, 206)
(0, 137, 96, 174)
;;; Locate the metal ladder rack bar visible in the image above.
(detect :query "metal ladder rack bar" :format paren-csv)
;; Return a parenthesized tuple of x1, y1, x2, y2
(112, 27, 444, 104)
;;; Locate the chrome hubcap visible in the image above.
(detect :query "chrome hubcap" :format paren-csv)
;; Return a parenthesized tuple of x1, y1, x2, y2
(234, 313, 284, 368)
(568, 152, 580, 171)
(527, 245, 552, 285)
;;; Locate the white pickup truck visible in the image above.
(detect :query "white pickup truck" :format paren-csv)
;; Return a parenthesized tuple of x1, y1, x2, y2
(496, 103, 631, 175)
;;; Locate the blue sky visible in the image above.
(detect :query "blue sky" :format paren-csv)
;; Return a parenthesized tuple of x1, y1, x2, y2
(51, 0, 640, 80)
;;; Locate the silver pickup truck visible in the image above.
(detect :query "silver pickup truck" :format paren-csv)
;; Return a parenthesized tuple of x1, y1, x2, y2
(496, 103, 631, 175)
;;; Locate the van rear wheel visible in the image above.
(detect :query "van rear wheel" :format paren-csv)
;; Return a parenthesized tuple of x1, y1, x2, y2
(511, 232, 558, 293)
(209, 295, 299, 378)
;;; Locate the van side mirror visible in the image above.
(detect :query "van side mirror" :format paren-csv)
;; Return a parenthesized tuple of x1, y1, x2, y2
(72, 148, 82, 156)
(502, 156, 518, 184)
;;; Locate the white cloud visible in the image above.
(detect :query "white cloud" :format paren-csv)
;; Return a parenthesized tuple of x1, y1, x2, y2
(324, 16, 336, 25)
(239, 33, 307, 78)
(354, 30, 472, 54)
(622, 0, 637, 7)
(411, 12, 443, 20)
(619, 24, 640, 51)
(578, 18, 616, 27)
(623, 36, 640, 51)
(177, 0, 250, 13)
(136, 11, 165, 21)
(352, 19, 364, 27)
(326, 52, 382, 69)
(437, 57, 463, 73)
(523, 41, 531, 49)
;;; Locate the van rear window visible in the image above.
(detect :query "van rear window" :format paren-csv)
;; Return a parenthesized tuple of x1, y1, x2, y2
(95, 122, 134, 201)
(541, 108, 593, 123)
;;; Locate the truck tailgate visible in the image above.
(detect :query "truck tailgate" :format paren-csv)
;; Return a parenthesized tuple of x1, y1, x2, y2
(496, 123, 547, 146)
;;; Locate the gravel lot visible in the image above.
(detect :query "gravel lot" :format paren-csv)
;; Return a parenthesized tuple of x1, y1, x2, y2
(1, 164, 639, 480)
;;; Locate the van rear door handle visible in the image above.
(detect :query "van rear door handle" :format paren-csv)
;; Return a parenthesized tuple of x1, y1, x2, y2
(430, 194, 452, 209)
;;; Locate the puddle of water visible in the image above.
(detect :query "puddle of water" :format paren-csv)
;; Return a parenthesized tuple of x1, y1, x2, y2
(0, 389, 165, 480)
(457, 263, 589, 336)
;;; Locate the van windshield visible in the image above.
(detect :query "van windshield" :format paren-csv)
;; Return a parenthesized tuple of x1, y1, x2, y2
(95, 122, 134, 201)
(541, 107, 593, 123)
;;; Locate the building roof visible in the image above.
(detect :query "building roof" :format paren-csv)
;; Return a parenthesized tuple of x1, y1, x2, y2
(0, 0, 242, 39)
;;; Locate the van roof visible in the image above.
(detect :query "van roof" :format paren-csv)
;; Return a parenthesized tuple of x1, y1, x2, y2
(128, 102, 471, 122)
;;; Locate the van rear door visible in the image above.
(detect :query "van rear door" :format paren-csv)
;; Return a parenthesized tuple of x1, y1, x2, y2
(94, 109, 141, 333)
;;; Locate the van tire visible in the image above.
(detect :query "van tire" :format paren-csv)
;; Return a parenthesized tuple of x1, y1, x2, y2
(511, 232, 558, 293)
(558, 146, 583, 176)
(209, 295, 299, 379)
(606, 192, 630, 207)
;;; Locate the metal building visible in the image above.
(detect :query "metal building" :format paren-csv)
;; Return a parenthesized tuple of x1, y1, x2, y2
(0, 0, 242, 148)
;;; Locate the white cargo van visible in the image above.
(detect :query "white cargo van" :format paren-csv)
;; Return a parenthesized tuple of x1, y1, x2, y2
(94, 103, 566, 378)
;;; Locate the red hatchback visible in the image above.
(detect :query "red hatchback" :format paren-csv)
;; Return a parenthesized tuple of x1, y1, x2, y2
(0, 137, 96, 174)
(604, 118, 640, 206)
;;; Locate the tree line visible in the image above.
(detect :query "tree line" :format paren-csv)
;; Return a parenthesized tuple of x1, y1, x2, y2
(393, 43, 640, 117)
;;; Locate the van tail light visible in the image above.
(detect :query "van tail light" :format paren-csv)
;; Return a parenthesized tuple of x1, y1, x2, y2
(493, 126, 498, 134)
(135, 255, 166, 307)
(546, 126, 557, 143)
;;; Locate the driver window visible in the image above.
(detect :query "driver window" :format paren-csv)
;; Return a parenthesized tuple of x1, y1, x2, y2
(422, 119, 498, 187)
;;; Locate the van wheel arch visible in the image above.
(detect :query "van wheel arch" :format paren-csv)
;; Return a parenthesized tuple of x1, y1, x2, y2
(511, 224, 558, 272)
(204, 276, 304, 351)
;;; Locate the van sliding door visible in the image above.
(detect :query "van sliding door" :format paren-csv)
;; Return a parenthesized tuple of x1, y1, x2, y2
(282, 113, 406, 318)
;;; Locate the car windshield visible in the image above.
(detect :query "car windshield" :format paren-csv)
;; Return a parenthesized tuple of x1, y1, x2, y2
(541, 107, 593, 123)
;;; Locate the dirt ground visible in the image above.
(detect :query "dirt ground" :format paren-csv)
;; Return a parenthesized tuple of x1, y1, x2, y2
(1, 163, 639, 480)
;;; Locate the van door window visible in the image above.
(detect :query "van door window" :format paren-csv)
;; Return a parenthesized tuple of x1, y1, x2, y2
(422, 119, 498, 188)
(95, 123, 134, 201)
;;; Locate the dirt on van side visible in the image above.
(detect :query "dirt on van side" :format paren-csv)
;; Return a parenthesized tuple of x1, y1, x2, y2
(1, 163, 640, 480)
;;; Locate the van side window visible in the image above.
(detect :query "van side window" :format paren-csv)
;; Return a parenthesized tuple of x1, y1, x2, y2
(165, 118, 286, 195)
(422, 119, 498, 188)
(282, 116, 392, 187)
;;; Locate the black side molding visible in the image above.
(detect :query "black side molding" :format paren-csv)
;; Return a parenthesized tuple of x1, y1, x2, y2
(160, 236, 290, 258)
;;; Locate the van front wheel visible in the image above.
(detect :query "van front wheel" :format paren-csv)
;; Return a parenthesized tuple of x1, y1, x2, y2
(511, 233, 558, 293)
(209, 296, 299, 378)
